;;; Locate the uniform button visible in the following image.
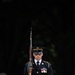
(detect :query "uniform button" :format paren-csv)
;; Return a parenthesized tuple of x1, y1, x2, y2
(36, 71, 39, 73)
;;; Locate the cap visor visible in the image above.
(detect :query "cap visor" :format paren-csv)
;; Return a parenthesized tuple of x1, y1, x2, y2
(34, 52, 42, 55)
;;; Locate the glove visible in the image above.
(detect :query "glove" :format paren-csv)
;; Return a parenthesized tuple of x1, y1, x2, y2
(27, 61, 33, 73)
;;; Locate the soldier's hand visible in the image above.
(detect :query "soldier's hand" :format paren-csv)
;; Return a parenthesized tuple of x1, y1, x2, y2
(27, 61, 33, 73)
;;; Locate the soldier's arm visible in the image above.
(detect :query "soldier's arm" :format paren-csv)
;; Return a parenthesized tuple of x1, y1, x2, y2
(47, 63, 53, 75)
(23, 62, 33, 75)
(23, 63, 28, 75)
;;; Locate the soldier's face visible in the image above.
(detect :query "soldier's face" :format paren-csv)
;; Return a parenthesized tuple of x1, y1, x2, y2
(33, 53, 43, 60)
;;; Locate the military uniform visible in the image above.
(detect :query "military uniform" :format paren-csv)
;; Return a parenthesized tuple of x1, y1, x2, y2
(23, 47, 53, 75)
(23, 60, 53, 75)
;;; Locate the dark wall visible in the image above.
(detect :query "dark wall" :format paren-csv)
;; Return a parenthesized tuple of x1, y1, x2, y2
(0, 0, 75, 75)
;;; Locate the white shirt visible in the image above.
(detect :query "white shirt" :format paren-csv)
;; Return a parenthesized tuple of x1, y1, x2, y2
(34, 59, 42, 65)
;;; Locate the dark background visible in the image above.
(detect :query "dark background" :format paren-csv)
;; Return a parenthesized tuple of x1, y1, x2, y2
(0, 0, 75, 75)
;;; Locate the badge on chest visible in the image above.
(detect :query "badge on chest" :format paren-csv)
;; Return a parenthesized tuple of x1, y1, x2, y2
(41, 68, 47, 73)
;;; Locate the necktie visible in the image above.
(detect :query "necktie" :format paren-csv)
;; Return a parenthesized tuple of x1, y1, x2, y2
(37, 61, 39, 66)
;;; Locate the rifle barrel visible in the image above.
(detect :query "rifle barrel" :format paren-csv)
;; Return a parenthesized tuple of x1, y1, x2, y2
(29, 28, 32, 61)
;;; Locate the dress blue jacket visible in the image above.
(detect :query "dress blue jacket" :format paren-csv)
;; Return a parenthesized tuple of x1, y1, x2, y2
(23, 60, 53, 75)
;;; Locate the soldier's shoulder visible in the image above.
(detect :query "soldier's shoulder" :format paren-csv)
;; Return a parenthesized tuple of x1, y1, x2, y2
(43, 60, 50, 64)
(25, 62, 29, 66)
(43, 60, 51, 67)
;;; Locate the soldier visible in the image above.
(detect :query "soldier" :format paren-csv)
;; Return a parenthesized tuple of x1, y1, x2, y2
(23, 47, 53, 75)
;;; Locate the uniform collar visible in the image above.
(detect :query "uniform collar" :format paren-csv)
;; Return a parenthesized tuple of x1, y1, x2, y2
(34, 59, 42, 65)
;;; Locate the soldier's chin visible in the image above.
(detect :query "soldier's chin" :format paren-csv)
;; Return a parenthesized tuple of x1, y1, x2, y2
(36, 58, 41, 60)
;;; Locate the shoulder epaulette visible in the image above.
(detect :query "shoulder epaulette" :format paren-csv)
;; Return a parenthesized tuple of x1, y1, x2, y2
(43, 61, 51, 68)
(43, 61, 48, 63)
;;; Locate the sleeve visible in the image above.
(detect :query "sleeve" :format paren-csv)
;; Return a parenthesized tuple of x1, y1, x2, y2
(47, 64, 53, 75)
(23, 63, 28, 75)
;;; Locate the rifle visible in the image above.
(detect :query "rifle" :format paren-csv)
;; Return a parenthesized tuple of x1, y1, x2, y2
(28, 27, 33, 75)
